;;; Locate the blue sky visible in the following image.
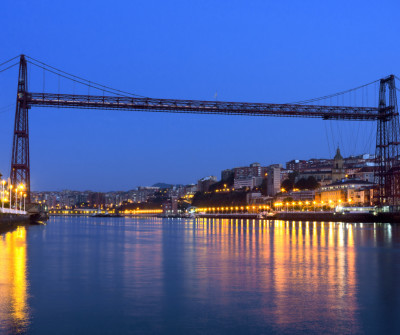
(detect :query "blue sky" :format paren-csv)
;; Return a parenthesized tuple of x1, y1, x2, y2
(1, 0, 399, 191)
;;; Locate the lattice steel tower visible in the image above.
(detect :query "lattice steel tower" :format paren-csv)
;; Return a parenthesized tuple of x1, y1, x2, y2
(375, 75, 400, 208)
(10, 55, 30, 202)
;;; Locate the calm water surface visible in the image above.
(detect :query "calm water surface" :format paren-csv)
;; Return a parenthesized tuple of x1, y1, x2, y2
(0, 217, 399, 334)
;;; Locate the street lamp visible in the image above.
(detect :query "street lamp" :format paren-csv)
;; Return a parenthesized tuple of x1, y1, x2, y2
(15, 188, 18, 210)
(23, 193, 27, 212)
(9, 185, 13, 208)
(1, 180, 5, 210)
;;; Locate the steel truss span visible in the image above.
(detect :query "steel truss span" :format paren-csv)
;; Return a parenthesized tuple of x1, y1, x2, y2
(27, 92, 381, 121)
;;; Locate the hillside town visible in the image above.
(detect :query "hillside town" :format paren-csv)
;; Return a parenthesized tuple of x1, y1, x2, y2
(30, 148, 378, 216)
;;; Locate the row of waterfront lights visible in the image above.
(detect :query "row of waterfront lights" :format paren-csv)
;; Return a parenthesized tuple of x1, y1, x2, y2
(196, 200, 355, 214)
(273, 199, 353, 211)
(124, 209, 163, 214)
(196, 205, 270, 213)
(1, 179, 27, 212)
(47, 209, 163, 215)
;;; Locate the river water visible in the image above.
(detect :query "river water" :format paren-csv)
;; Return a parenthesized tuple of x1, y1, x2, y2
(0, 217, 399, 334)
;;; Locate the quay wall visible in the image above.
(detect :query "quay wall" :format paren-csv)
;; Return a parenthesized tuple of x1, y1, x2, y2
(0, 213, 30, 235)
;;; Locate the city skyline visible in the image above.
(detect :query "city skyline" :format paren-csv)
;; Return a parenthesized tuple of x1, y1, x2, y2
(24, 149, 374, 192)
(31, 149, 375, 195)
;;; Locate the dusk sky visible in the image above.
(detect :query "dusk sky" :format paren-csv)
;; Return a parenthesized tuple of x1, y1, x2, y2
(1, 0, 400, 191)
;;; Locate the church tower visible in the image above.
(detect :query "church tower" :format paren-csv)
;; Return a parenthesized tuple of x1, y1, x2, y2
(332, 147, 345, 182)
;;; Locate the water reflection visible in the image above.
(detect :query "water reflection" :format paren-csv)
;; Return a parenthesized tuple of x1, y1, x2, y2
(0, 218, 398, 334)
(182, 219, 398, 333)
(266, 220, 358, 333)
(0, 227, 30, 334)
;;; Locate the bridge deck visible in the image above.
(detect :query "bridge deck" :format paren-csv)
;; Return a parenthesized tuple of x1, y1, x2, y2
(26, 92, 383, 121)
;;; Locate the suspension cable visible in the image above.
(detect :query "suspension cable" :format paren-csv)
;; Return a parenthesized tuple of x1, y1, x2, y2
(0, 55, 20, 68)
(25, 55, 148, 98)
(4, 55, 399, 104)
(26, 60, 136, 97)
(0, 62, 19, 73)
(290, 79, 380, 105)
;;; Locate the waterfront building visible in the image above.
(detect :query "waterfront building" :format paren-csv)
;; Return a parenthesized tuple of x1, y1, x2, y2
(280, 169, 293, 183)
(349, 166, 375, 183)
(131, 187, 159, 203)
(221, 169, 234, 182)
(184, 184, 197, 194)
(234, 177, 257, 190)
(275, 189, 315, 202)
(197, 176, 217, 192)
(296, 170, 332, 186)
(266, 165, 281, 196)
(88, 192, 106, 208)
(233, 162, 266, 179)
(287, 148, 347, 187)
(231, 163, 267, 190)
(344, 153, 376, 169)
(286, 158, 332, 172)
(286, 152, 375, 184)
(286, 159, 307, 171)
(315, 179, 375, 206)
(162, 196, 178, 215)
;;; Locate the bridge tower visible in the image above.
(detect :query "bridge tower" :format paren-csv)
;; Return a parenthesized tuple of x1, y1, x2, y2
(10, 55, 30, 203)
(375, 75, 400, 208)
